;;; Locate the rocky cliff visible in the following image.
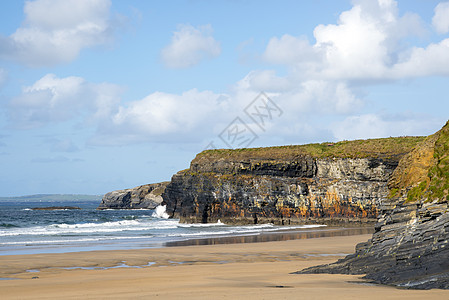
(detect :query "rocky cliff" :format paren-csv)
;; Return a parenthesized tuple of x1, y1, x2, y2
(163, 137, 423, 225)
(298, 121, 449, 289)
(98, 182, 169, 210)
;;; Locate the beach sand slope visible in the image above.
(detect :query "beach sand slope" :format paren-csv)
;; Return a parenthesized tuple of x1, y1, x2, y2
(1, 234, 449, 299)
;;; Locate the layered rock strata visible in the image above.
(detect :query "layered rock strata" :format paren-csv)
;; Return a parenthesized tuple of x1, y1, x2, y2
(98, 182, 169, 210)
(163, 137, 423, 225)
(298, 121, 449, 289)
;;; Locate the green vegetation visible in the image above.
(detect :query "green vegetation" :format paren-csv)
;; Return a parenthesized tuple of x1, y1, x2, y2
(398, 121, 449, 203)
(389, 188, 399, 199)
(426, 121, 449, 202)
(407, 181, 427, 202)
(195, 136, 425, 162)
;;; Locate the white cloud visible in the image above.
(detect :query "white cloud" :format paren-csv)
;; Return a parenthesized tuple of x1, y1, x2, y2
(392, 38, 449, 77)
(264, 34, 318, 66)
(240, 0, 449, 145)
(297, 80, 362, 114)
(332, 114, 442, 141)
(93, 89, 227, 145)
(7, 0, 447, 149)
(236, 75, 362, 115)
(333, 114, 389, 140)
(238, 70, 293, 92)
(312, 0, 392, 79)
(433, 2, 449, 34)
(225, 76, 362, 147)
(0, 0, 114, 66)
(9, 74, 122, 129)
(161, 24, 221, 68)
(7, 74, 230, 145)
(262, 0, 433, 80)
(234, 0, 449, 146)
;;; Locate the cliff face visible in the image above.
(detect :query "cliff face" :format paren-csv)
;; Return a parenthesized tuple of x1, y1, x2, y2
(98, 182, 169, 210)
(163, 137, 423, 225)
(299, 121, 449, 289)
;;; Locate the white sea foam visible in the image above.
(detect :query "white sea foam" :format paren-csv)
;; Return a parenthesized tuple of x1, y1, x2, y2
(0, 220, 326, 239)
(0, 219, 180, 237)
(0, 201, 330, 255)
(2, 236, 151, 245)
(177, 221, 226, 228)
(152, 205, 169, 219)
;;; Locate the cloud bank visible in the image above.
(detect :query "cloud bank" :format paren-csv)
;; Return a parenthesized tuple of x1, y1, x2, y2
(0, 0, 115, 66)
(332, 113, 442, 141)
(94, 88, 227, 145)
(433, 2, 449, 34)
(9, 74, 122, 129)
(5, 0, 449, 148)
(262, 0, 447, 80)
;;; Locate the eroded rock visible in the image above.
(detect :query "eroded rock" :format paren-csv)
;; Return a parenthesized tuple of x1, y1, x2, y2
(298, 120, 449, 289)
(97, 182, 169, 210)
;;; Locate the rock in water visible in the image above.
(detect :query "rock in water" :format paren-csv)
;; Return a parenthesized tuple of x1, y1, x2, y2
(297, 120, 449, 289)
(97, 182, 169, 210)
(163, 137, 423, 225)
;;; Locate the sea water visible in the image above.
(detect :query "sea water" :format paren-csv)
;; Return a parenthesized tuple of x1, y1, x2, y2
(0, 200, 325, 255)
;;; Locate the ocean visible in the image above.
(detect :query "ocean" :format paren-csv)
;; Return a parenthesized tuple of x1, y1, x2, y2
(0, 200, 329, 256)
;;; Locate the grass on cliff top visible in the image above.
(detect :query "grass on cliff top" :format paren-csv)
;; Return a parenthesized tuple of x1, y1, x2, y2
(408, 120, 449, 203)
(383, 120, 449, 203)
(195, 136, 425, 162)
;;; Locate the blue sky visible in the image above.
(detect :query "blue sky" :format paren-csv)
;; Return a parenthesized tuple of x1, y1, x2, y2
(1, 0, 449, 197)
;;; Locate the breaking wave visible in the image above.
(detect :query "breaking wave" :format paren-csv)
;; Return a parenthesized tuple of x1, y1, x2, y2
(152, 205, 169, 219)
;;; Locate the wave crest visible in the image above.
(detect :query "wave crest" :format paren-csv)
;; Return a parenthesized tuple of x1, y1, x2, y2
(152, 205, 169, 219)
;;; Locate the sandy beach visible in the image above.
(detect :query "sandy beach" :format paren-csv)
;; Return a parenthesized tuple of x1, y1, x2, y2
(1, 233, 449, 299)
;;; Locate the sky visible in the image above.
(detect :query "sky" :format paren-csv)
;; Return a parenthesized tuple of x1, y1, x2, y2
(1, 0, 449, 197)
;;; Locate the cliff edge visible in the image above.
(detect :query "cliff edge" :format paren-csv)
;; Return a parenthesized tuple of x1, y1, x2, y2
(298, 121, 449, 289)
(163, 137, 423, 225)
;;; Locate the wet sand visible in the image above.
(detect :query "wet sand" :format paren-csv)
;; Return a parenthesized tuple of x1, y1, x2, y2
(164, 226, 374, 247)
(1, 233, 449, 299)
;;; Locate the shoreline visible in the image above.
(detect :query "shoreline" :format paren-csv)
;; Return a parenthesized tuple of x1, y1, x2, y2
(164, 226, 374, 247)
(1, 228, 371, 277)
(0, 224, 372, 256)
(1, 232, 449, 299)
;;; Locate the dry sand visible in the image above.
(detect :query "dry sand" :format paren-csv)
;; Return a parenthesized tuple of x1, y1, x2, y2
(1, 234, 449, 299)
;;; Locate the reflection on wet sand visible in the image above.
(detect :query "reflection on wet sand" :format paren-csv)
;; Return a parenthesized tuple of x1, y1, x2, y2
(164, 227, 374, 247)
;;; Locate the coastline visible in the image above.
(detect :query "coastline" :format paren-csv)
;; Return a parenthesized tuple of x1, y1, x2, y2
(0, 217, 370, 256)
(1, 232, 449, 299)
(163, 226, 374, 247)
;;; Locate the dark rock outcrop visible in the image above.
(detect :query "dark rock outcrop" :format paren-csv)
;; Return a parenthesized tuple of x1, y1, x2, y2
(163, 137, 423, 225)
(298, 121, 449, 289)
(97, 182, 169, 210)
